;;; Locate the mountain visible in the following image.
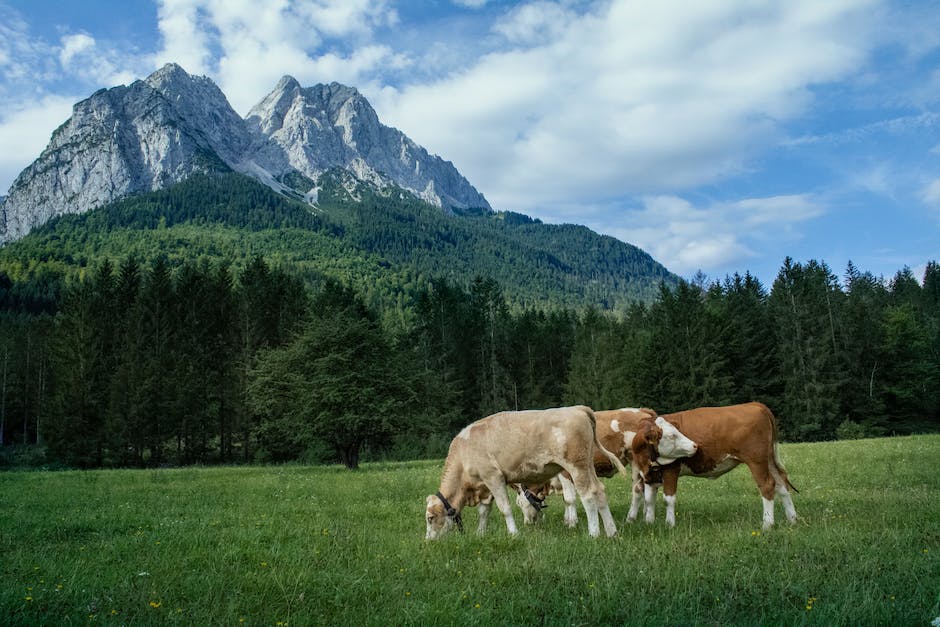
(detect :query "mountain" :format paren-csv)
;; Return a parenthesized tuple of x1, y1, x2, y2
(0, 63, 679, 311)
(245, 77, 490, 210)
(0, 170, 677, 311)
(0, 64, 489, 244)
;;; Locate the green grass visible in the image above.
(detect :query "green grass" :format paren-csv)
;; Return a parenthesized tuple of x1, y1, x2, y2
(1, 436, 938, 625)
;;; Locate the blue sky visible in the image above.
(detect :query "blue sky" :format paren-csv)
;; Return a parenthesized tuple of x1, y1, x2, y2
(1, 0, 938, 287)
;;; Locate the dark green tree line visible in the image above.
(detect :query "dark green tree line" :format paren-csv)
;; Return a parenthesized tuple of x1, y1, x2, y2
(1, 256, 938, 469)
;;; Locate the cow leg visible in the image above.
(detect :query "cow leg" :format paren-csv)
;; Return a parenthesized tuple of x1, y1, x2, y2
(644, 482, 660, 524)
(477, 494, 493, 534)
(746, 461, 778, 530)
(594, 484, 618, 537)
(557, 473, 579, 528)
(663, 471, 679, 527)
(565, 467, 616, 537)
(627, 465, 643, 522)
(484, 478, 519, 536)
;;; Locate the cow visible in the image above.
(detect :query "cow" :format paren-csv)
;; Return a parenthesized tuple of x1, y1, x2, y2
(514, 408, 698, 525)
(631, 402, 798, 530)
(425, 406, 628, 539)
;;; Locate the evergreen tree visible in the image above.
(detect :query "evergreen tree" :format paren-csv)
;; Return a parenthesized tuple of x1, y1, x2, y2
(138, 257, 175, 465)
(46, 271, 110, 467)
(840, 262, 889, 434)
(879, 303, 939, 432)
(768, 258, 845, 440)
(643, 280, 733, 412)
(719, 272, 778, 405)
(108, 257, 147, 465)
(469, 277, 514, 415)
(563, 307, 628, 409)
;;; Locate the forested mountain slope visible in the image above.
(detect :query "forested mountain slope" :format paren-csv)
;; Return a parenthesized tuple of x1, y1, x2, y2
(0, 171, 676, 315)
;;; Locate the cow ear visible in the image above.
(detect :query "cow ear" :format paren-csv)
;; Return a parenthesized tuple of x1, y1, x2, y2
(646, 426, 662, 444)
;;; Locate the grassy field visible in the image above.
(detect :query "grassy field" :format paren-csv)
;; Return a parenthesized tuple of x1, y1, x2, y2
(1, 435, 938, 626)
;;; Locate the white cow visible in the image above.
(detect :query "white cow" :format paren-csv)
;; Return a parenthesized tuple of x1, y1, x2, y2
(425, 406, 627, 539)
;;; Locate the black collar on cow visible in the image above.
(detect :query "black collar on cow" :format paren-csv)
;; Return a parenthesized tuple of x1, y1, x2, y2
(435, 491, 464, 532)
(523, 488, 547, 512)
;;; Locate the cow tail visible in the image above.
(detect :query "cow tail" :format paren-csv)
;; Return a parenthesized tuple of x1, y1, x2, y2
(761, 402, 800, 494)
(588, 408, 629, 479)
(772, 442, 799, 493)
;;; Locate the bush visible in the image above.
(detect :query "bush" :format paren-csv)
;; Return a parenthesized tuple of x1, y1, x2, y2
(836, 419, 870, 440)
(0, 444, 51, 469)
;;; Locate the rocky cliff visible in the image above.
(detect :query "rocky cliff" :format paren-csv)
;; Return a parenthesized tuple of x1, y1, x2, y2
(0, 64, 490, 244)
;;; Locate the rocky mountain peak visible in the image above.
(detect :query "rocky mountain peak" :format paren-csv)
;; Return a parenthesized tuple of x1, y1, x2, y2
(0, 65, 491, 244)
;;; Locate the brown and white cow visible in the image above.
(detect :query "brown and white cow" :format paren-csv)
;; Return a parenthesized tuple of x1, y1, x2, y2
(515, 408, 698, 525)
(425, 406, 628, 539)
(631, 402, 798, 530)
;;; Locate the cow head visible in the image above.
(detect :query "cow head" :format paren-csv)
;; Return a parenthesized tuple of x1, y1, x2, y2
(654, 416, 698, 461)
(425, 493, 460, 540)
(631, 417, 697, 483)
(631, 419, 661, 479)
(514, 483, 550, 524)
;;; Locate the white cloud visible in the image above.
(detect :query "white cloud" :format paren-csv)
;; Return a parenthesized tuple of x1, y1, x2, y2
(596, 194, 824, 277)
(152, 0, 402, 113)
(492, 2, 578, 46)
(0, 95, 77, 193)
(0, 10, 58, 86)
(154, 0, 213, 76)
(56, 32, 142, 88)
(59, 33, 96, 67)
(922, 179, 940, 209)
(373, 0, 875, 213)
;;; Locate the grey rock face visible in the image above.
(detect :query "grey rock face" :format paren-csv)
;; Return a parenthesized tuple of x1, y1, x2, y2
(0, 64, 247, 243)
(0, 64, 491, 244)
(245, 79, 490, 210)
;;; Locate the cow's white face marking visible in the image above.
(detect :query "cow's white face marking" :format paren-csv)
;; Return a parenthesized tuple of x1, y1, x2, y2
(655, 417, 697, 458)
(552, 427, 566, 447)
(610, 420, 620, 433)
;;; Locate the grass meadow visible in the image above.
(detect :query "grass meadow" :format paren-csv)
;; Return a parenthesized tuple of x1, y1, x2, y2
(1, 435, 938, 626)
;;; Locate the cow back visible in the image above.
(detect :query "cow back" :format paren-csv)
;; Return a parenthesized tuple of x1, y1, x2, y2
(663, 402, 777, 472)
(451, 405, 597, 485)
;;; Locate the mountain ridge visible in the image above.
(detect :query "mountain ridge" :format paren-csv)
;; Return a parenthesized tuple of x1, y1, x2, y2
(0, 63, 490, 244)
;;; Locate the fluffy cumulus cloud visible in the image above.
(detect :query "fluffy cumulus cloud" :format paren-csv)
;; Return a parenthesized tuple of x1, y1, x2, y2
(598, 194, 825, 276)
(152, 0, 403, 113)
(374, 0, 876, 214)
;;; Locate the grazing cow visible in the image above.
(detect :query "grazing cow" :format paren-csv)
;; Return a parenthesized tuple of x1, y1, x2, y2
(515, 408, 698, 525)
(425, 406, 627, 539)
(631, 402, 798, 530)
